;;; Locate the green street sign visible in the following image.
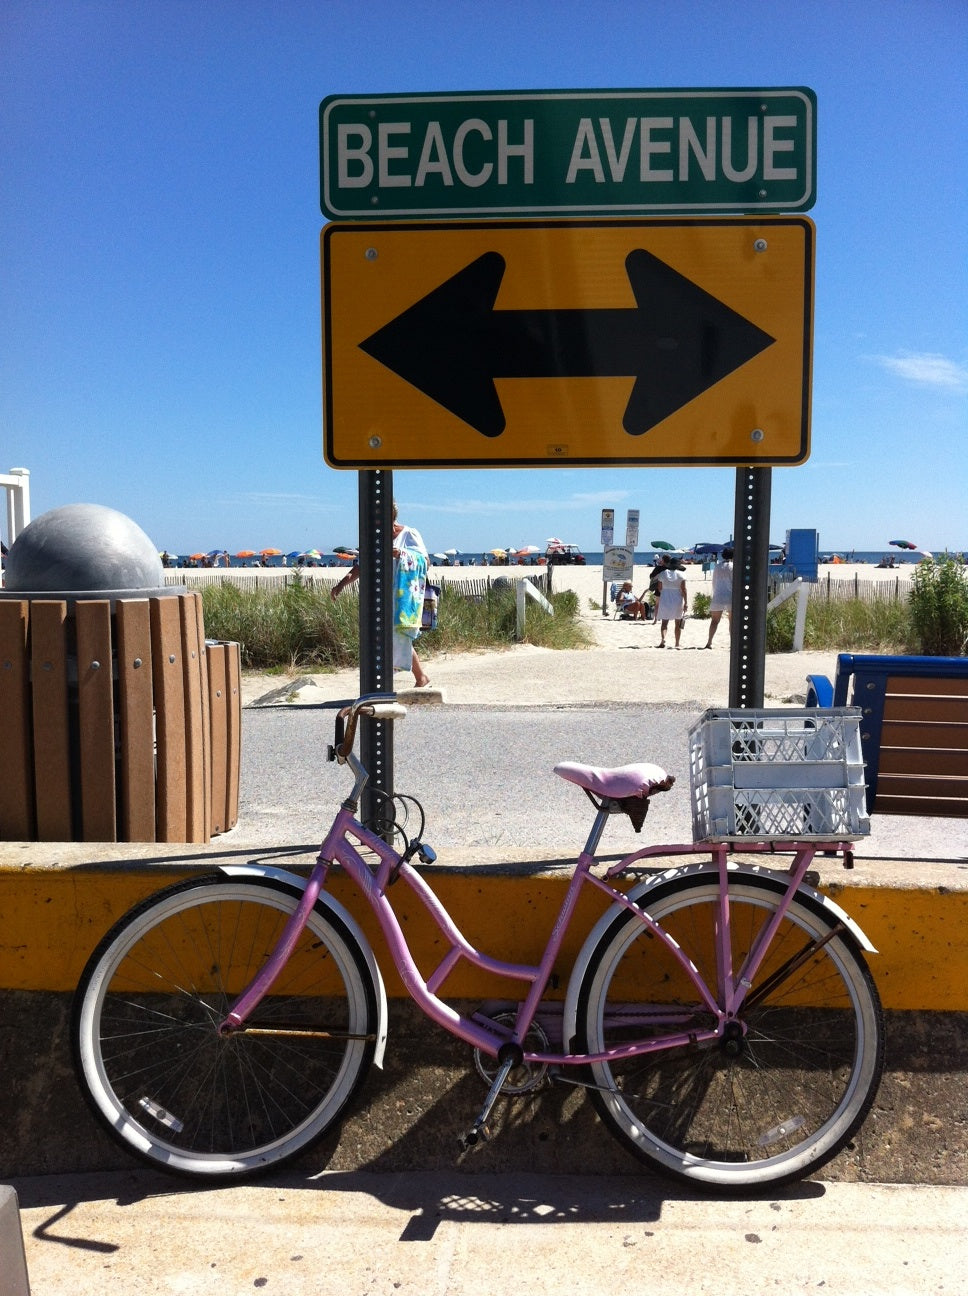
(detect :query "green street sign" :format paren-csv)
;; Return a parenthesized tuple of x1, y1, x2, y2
(320, 88, 816, 219)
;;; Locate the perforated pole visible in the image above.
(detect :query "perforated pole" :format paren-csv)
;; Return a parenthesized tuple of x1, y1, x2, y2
(358, 470, 394, 831)
(728, 467, 771, 708)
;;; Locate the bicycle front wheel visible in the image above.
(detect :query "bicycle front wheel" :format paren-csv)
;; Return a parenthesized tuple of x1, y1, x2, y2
(72, 873, 378, 1180)
(576, 873, 884, 1189)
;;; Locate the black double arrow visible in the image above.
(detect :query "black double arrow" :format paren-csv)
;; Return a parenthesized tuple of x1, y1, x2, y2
(360, 249, 775, 438)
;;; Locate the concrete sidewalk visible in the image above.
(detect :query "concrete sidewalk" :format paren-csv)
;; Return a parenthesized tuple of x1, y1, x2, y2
(9, 1169, 967, 1295)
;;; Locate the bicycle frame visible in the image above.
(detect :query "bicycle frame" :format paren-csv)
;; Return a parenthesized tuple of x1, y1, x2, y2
(222, 796, 857, 1070)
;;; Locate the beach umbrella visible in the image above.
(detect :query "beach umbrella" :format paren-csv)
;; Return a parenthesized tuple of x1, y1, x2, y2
(889, 540, 918, 550)
(189, 552, 206, 561)
(432, 552, 449, 562)
(235, 550, 256, 558)
(489, 548, 506, 557)
(650, 539, 677, 550)
(333, 545, 357, 555)
(444, 548, 458, 556)
(514, 544, 540, 555)
(302, 549, 322, 559)
(260, 548, 282, 557)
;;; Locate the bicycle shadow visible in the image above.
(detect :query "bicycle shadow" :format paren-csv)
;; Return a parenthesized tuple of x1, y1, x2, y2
(307, 1166, 825, 1242)
(12, 1159, 826, 1253)
(11, 969, 827, 1251)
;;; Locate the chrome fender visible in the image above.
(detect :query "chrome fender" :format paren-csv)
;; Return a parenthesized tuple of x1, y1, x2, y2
(218, 863, 388, 1068)
(562, 860, 876, 1051)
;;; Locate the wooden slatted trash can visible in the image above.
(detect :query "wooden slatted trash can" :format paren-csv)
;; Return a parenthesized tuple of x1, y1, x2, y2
(0, 504, 240, 844)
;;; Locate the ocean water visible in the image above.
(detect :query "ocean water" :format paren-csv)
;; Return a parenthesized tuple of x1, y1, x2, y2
(165, 547, 962, 570)
(578, 549, 936, 567)
(167, 544, 953, 570)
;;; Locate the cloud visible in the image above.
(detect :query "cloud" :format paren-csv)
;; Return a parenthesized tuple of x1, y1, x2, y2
(870, 351, 968, 391)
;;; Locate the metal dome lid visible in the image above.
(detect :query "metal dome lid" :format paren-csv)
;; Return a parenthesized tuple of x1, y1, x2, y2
(1, 503, 181, 604)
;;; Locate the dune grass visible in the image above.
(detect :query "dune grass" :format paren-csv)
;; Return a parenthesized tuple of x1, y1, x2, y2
(766, 593, 917, 653)
(201, 580, 591, 671)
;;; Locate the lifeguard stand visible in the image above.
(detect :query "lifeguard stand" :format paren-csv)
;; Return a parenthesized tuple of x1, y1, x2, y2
(785, 528, 819, 581)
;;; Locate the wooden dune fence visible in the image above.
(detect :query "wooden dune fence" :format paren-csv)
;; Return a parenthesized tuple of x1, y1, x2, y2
(0, 592, 239, 843)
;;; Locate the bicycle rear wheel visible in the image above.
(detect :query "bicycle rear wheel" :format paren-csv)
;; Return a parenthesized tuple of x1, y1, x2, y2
(72, 873, 377, 1180)
(575, 872, 884, 1189)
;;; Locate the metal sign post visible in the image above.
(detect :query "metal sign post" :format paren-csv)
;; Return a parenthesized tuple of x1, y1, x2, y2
(625, 509, 640, 549)
(357, 470, 394, 831)
(729, 466, 772, 708)
(601, 508, 615, 615)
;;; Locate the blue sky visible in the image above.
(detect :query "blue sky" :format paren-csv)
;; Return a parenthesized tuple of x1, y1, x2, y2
(2, 0, 966, 558)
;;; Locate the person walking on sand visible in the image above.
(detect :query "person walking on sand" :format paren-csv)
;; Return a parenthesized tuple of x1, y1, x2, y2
(330, 503, 432, 688)
(705, 545, 734, 648)
(656, 557, 688, 648)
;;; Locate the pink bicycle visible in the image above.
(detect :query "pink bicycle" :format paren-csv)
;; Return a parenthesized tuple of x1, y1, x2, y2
(72, 695, 884, 1190)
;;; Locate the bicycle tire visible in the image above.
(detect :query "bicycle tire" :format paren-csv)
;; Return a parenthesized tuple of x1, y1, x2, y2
(575, 872, 884, 1189)
(72, 873, 378, 1180)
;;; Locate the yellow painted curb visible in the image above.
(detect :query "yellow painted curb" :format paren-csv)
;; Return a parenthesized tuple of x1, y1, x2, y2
(1, 859, 965, 1011)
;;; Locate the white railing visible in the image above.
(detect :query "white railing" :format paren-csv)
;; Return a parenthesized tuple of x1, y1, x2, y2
(767, 578, 809, 652)
(516, 578, 554, 640)
(1, 467, 30, 546)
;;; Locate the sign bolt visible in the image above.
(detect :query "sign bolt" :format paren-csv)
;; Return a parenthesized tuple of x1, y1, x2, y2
(368, 435, 382, 449)
(365, 247, 378, 260)
(750, 428, 765, 442)
(754, 239, 768, 253)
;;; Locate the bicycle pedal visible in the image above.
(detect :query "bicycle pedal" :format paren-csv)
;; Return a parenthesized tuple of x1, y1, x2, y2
(460, 1121, 490, 1150)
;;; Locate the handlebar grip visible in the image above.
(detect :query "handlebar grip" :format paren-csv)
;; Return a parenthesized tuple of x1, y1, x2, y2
(365, 702, 408, 722)
(331, 698, 408, 763)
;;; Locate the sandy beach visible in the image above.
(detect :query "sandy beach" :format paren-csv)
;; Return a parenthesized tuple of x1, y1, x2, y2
(242, 560, 912, 710)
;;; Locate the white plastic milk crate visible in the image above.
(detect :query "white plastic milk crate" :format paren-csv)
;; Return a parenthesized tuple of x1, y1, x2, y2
(688, 708, 870, 842)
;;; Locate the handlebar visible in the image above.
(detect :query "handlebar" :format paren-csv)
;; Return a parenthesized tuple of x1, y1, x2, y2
(328, 693, 408, 766)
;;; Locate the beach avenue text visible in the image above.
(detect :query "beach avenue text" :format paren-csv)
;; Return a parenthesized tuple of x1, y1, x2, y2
(335, 115, 800, 191)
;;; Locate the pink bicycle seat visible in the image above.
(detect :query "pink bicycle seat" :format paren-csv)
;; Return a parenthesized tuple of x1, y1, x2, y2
(553, 761, 673, 800)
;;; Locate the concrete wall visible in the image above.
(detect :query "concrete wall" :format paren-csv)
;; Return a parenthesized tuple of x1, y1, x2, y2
(2, 849, 966, 1182)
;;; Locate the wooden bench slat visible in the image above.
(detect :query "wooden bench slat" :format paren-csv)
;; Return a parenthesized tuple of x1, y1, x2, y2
(875, 793, 968, 818)
(151, 597, 187, 842)
(196, 599, 213, 843)
(882, 695, 968, 724)
(30, 601, 73, 839)
(879, 718, 968, 751)
(0, 601, 35, 839)
(116, 599, 156, 841)
(886, 674, 968, 698)
(879, 745, 968, 776)
(207, 644, 228, 834)
(75, 600, 117, 841)
(223, 641, 241, 833)
(180, 594, 207, 844)
(877, 772, 968, 800)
